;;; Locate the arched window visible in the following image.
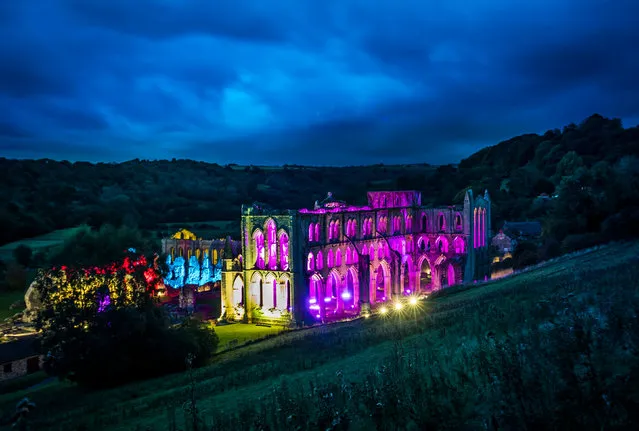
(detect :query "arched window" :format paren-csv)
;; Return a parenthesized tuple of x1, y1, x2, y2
(316, 250, 324, 270)
(455, 213, 463, 231)
(253, 230, 265, 269)
(345, 247, 351, 264)
(439, 213, 446, 231)
(307, 252, 315, 271)
(327, 249, 334, 267)
(336, 249, 342, 266)
(453, 237, 465, 254)
(279, 232, 290, 270)
(436, 237, 449, 253)
(329, 221, 335, 240)
(266, 220, 277, 269)
(314, 223, 320, 242)
(308, 224, 314, 242)
(421, 214, 428, 232)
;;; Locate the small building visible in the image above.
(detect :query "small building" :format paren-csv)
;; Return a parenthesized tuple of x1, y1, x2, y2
(0, 337, 42, 382)
(491, 230, 514, 257)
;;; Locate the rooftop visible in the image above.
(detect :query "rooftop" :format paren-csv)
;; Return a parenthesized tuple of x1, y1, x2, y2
(503, 221, 542, 236)
(0, 336, 40, 364)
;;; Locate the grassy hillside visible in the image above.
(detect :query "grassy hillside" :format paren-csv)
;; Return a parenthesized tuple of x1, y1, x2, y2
(0, 227, 82, 263)
(2, 240, 639, 430)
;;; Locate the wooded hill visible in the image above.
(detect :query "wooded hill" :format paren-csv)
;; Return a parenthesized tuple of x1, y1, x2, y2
(1, 114, 638, 258)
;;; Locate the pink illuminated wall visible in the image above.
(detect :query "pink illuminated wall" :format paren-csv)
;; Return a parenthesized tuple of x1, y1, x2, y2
(367, 191, 422, 208)
(453, 236, 465, 254)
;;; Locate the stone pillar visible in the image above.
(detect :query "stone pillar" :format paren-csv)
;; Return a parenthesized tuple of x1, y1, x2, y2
(358, 255, 371, 315)
(220, 259, 236, 320)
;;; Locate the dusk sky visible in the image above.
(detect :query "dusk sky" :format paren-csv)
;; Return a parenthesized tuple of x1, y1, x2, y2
(1, 0, 639, 166)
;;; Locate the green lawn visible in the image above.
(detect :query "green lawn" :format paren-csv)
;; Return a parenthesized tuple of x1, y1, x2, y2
(0, 227, 83, 263)
(2, 240, 639, 430)
(214, 323, 286, 352)
(0, 290, 26, 320)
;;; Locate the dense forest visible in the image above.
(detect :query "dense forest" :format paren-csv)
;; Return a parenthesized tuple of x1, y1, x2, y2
(1, 113, 638, 257)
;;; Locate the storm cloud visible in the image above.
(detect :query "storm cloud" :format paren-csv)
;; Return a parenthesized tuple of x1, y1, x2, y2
(1, 0, 638, 165)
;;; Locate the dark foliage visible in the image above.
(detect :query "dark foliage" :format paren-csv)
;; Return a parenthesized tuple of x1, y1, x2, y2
(34, 227, 217, 388)
(1, 113, 638, 263)
(12, 245, 32, 267)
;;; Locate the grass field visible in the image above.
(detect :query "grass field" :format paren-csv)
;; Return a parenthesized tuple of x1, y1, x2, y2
(0, 227, 83, 263)
(2, 240, 639, 430)
(0, 290, 27, 321)
(214, 323, 286, 352)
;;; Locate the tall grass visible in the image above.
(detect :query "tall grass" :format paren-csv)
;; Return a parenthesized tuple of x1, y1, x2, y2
(3, 242, 639, 430)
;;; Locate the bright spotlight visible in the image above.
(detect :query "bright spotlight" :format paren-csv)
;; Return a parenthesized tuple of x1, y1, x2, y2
(409, 297, 418, 306)
(380, 306, 388, 314)
(394, 302, 403, 311)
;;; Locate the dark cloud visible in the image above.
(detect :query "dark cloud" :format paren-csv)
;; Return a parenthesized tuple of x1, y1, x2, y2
(67, 0, 294, 43)
(0, 123, 30, 138)
(1, 0, 639, 164)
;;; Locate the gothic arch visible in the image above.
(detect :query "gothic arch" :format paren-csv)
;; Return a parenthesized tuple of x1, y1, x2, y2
(421, 212, 428, 232)
(252, 229, 265, 269)
(278, 229, 290, 270)
(438, 212, 447, 231)
(307, 251, 315, 271)
(249, 272, 263, 309)
(417, 255, 433, 292)
(345, 266, 359, 306)
(373, 260, 391, 302)
(401, 254, 414, 294)
(232, 275, 244, 306)
(263, 272, 277, 310)
(277, 274, 291, 311)
(435, 236, 449, 253)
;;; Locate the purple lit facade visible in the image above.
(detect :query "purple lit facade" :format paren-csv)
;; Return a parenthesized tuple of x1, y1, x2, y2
(220, 190, 491, 326)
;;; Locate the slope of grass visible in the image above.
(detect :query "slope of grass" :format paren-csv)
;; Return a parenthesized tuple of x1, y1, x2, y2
(214, 323, 286, 352)
(0, 290, 26, 320)
(0, 227, 83, 262)
(2, 241, 639, 430)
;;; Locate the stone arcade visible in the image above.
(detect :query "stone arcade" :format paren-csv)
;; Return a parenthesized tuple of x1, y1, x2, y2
(162, 190, 491, 327)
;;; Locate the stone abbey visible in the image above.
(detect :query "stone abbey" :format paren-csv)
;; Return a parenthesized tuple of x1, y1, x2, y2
(162, 190, 491, 326)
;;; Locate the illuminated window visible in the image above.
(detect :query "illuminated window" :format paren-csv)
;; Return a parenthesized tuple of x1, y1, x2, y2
(279, 232, 290, 270)
(307, 252, 315, 271)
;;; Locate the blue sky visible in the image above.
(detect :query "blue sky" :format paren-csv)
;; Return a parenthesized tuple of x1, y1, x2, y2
(1, 0, 638, 165)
